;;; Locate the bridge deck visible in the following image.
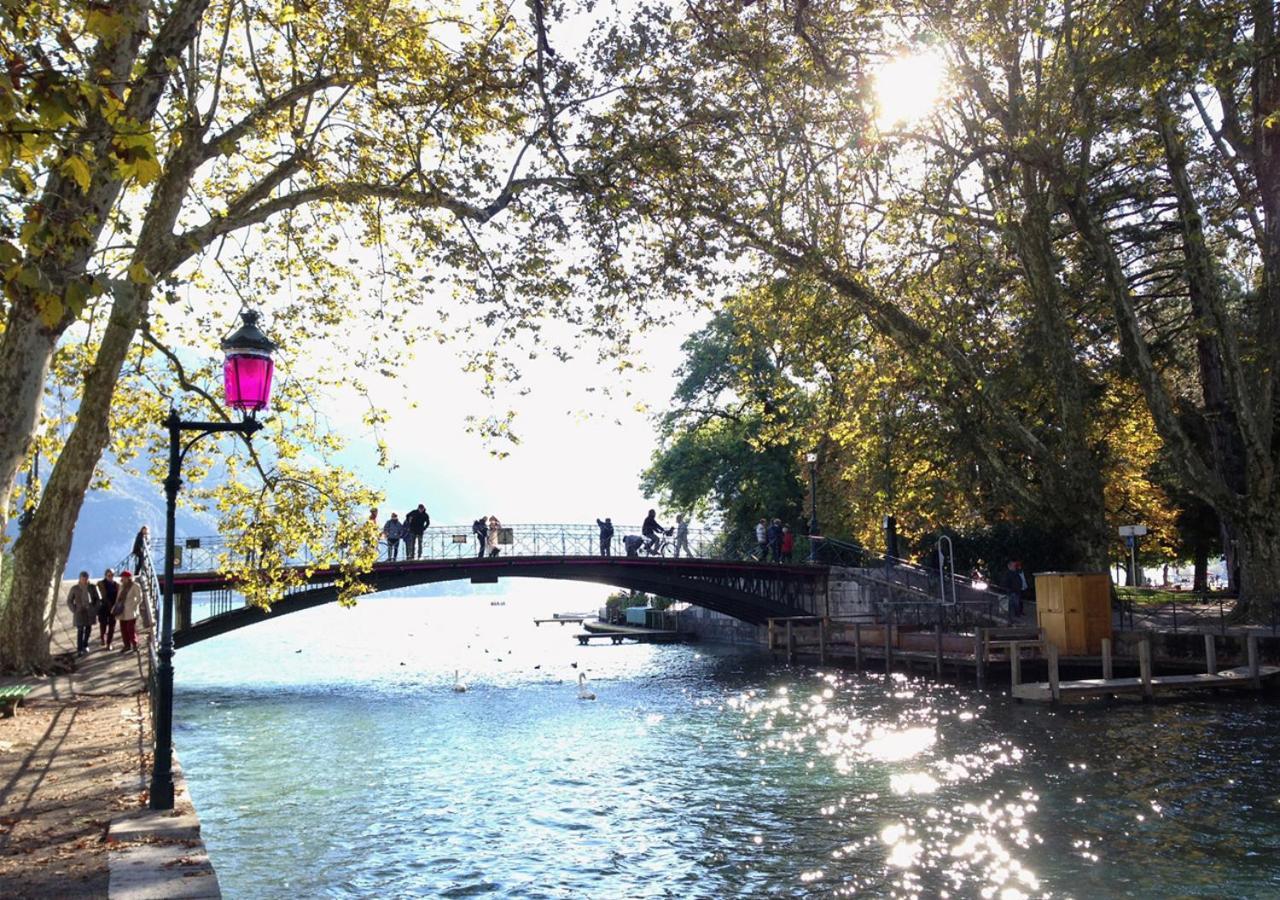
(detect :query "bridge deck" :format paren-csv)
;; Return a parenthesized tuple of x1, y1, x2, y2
(173, 554, 825, 591)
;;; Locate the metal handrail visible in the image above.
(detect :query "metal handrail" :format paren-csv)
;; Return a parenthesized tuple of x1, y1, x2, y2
(171, 523, 814, 572)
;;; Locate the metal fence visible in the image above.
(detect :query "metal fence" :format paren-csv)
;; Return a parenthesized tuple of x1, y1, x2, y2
(1120, 593, 1280, 635)
(172, 523, 824, 573)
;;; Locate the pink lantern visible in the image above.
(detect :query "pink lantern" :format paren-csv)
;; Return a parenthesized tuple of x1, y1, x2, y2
(221, 311, 277, 413)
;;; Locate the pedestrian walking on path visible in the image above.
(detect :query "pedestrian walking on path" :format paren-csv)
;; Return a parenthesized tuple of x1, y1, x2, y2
(114, 571, 143, 652)
(131, 525, 150, 572)
(96, 568, 118, 649)
(66, 572, 99, 657)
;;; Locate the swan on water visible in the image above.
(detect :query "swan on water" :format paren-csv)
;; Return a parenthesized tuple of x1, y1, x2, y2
(578, 672, 596, 701)
(453, 670, 468, 693)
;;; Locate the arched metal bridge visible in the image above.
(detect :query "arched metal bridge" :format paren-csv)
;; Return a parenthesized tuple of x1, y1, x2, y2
(170, 523, 831, 647)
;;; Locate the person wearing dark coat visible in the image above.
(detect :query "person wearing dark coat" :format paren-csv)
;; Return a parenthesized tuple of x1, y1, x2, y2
(382, 513, 404, 561)
(641, 509, 666, 555)
(1002, 561, 1026, 617)
(97, 568, 119, 649)
(472, 517, 488, 559)
(597, 518, 614, 556)
(67, 572, 100, 656)
(766, 519, 783, 562)
(131, 525, 150, 572)
(404, 504, 430, 559)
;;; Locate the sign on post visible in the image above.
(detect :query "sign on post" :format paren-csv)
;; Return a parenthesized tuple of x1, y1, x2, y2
(1117, 524, 1148, 537)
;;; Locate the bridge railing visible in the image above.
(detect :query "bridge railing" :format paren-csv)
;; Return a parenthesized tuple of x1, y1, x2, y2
(171, 523, 809, 573)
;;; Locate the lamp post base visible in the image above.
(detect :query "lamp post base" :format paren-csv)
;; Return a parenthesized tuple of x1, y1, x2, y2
(149, 777, 174, 810)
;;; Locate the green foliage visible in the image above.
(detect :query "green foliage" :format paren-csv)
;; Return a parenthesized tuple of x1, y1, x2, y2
(603, 590, 673, 613)
(641, 304, 807, 545)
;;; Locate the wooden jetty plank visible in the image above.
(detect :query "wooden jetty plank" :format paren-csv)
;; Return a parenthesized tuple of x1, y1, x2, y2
(533, 616, 589, 626)
(1011, 665, 1280, 702)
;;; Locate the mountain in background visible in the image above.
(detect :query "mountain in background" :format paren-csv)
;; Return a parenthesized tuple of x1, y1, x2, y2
(4, 465, 215, 578)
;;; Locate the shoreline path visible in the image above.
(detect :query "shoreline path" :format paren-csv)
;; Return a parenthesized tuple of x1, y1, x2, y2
(0, 589, 216, 898)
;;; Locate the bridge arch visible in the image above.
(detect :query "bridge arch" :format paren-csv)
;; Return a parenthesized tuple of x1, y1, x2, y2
(173, 556, 829, 647)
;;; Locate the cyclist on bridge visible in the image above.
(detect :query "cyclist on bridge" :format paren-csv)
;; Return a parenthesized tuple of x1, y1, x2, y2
(642, 509, 669, 556)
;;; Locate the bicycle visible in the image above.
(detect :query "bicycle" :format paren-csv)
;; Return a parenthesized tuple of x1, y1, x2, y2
(643, 529, 674, 557)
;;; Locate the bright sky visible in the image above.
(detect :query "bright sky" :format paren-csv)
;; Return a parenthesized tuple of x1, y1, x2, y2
(320, 315, 697, 528)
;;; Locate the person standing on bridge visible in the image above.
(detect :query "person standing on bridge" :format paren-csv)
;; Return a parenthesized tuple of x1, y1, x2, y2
(781, 526, 795, 562)
(97, 568, 119, 649)
(472, 517, 488, 558)
(755, 518, 768, 560)
(487, 515, 502, 557)
(673, 515, 692, 558)
(597, 518, 614, 555)
(767, 518, 783, 562)
(405, 504, 430, 559)
(383, 513, 404, 561)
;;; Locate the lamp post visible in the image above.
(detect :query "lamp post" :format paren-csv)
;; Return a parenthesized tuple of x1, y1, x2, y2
(806, 451, 820, 562)
(150, 310, 276, 810)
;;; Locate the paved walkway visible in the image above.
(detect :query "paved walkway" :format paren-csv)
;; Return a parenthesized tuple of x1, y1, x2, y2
(0, 586, 219, 898)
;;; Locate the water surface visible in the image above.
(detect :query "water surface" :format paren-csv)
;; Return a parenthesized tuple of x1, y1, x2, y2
(175, 585, 1280, 897)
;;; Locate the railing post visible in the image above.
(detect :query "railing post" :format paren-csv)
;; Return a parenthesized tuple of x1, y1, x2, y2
(1101, 637, 1113, 681)
(884, 620, 893, 676)
(1139, 636, 1153, 700)
(767, 618, 775, 653)
(974, 627, 986, 688)
(818, 617, 827, 665)
(1204, 633, 1217, 676)
(934, 619, 944, 678)
(1010, 641, 1022, 689)
(1248, 633, 1261, 690)
(1047, 642, 1060, 703)
(853, 623, 863, 670)
(786, 620, 794, 664)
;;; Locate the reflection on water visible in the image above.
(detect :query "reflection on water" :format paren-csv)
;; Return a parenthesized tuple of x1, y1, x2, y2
(175, 586, 1280, 898)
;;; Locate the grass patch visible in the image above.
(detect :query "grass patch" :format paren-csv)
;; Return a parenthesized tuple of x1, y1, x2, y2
(1116, 586, 1233, 606)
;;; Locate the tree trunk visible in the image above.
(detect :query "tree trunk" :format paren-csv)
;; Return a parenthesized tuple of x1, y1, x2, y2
(0, 306, 59, 544)
(1233, 507, 1280, 621)
(1193, 542, 1208, 593)
(0, 287, 145, 672)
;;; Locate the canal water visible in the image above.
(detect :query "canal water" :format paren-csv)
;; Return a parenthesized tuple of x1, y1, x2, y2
(175, 583, 1280, 898)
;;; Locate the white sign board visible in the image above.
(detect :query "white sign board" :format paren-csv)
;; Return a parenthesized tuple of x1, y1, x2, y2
(1117, 524, 1148, 537)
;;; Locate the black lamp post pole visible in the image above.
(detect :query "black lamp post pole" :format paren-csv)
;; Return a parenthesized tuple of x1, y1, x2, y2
(151, 410, 261, 811)
(807, 455, 820, 562)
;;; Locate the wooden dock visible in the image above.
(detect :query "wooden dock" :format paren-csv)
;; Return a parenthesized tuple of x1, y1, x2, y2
(533, 615, 590, 626)
(1010, 632, 1279, 703)
(1012, 666, 1280, 702)
(576, 623, 688, 645)
(766, 615, 1279, 706)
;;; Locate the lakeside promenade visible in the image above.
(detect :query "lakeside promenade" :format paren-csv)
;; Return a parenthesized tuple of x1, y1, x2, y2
(0, 594, 218, 898)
